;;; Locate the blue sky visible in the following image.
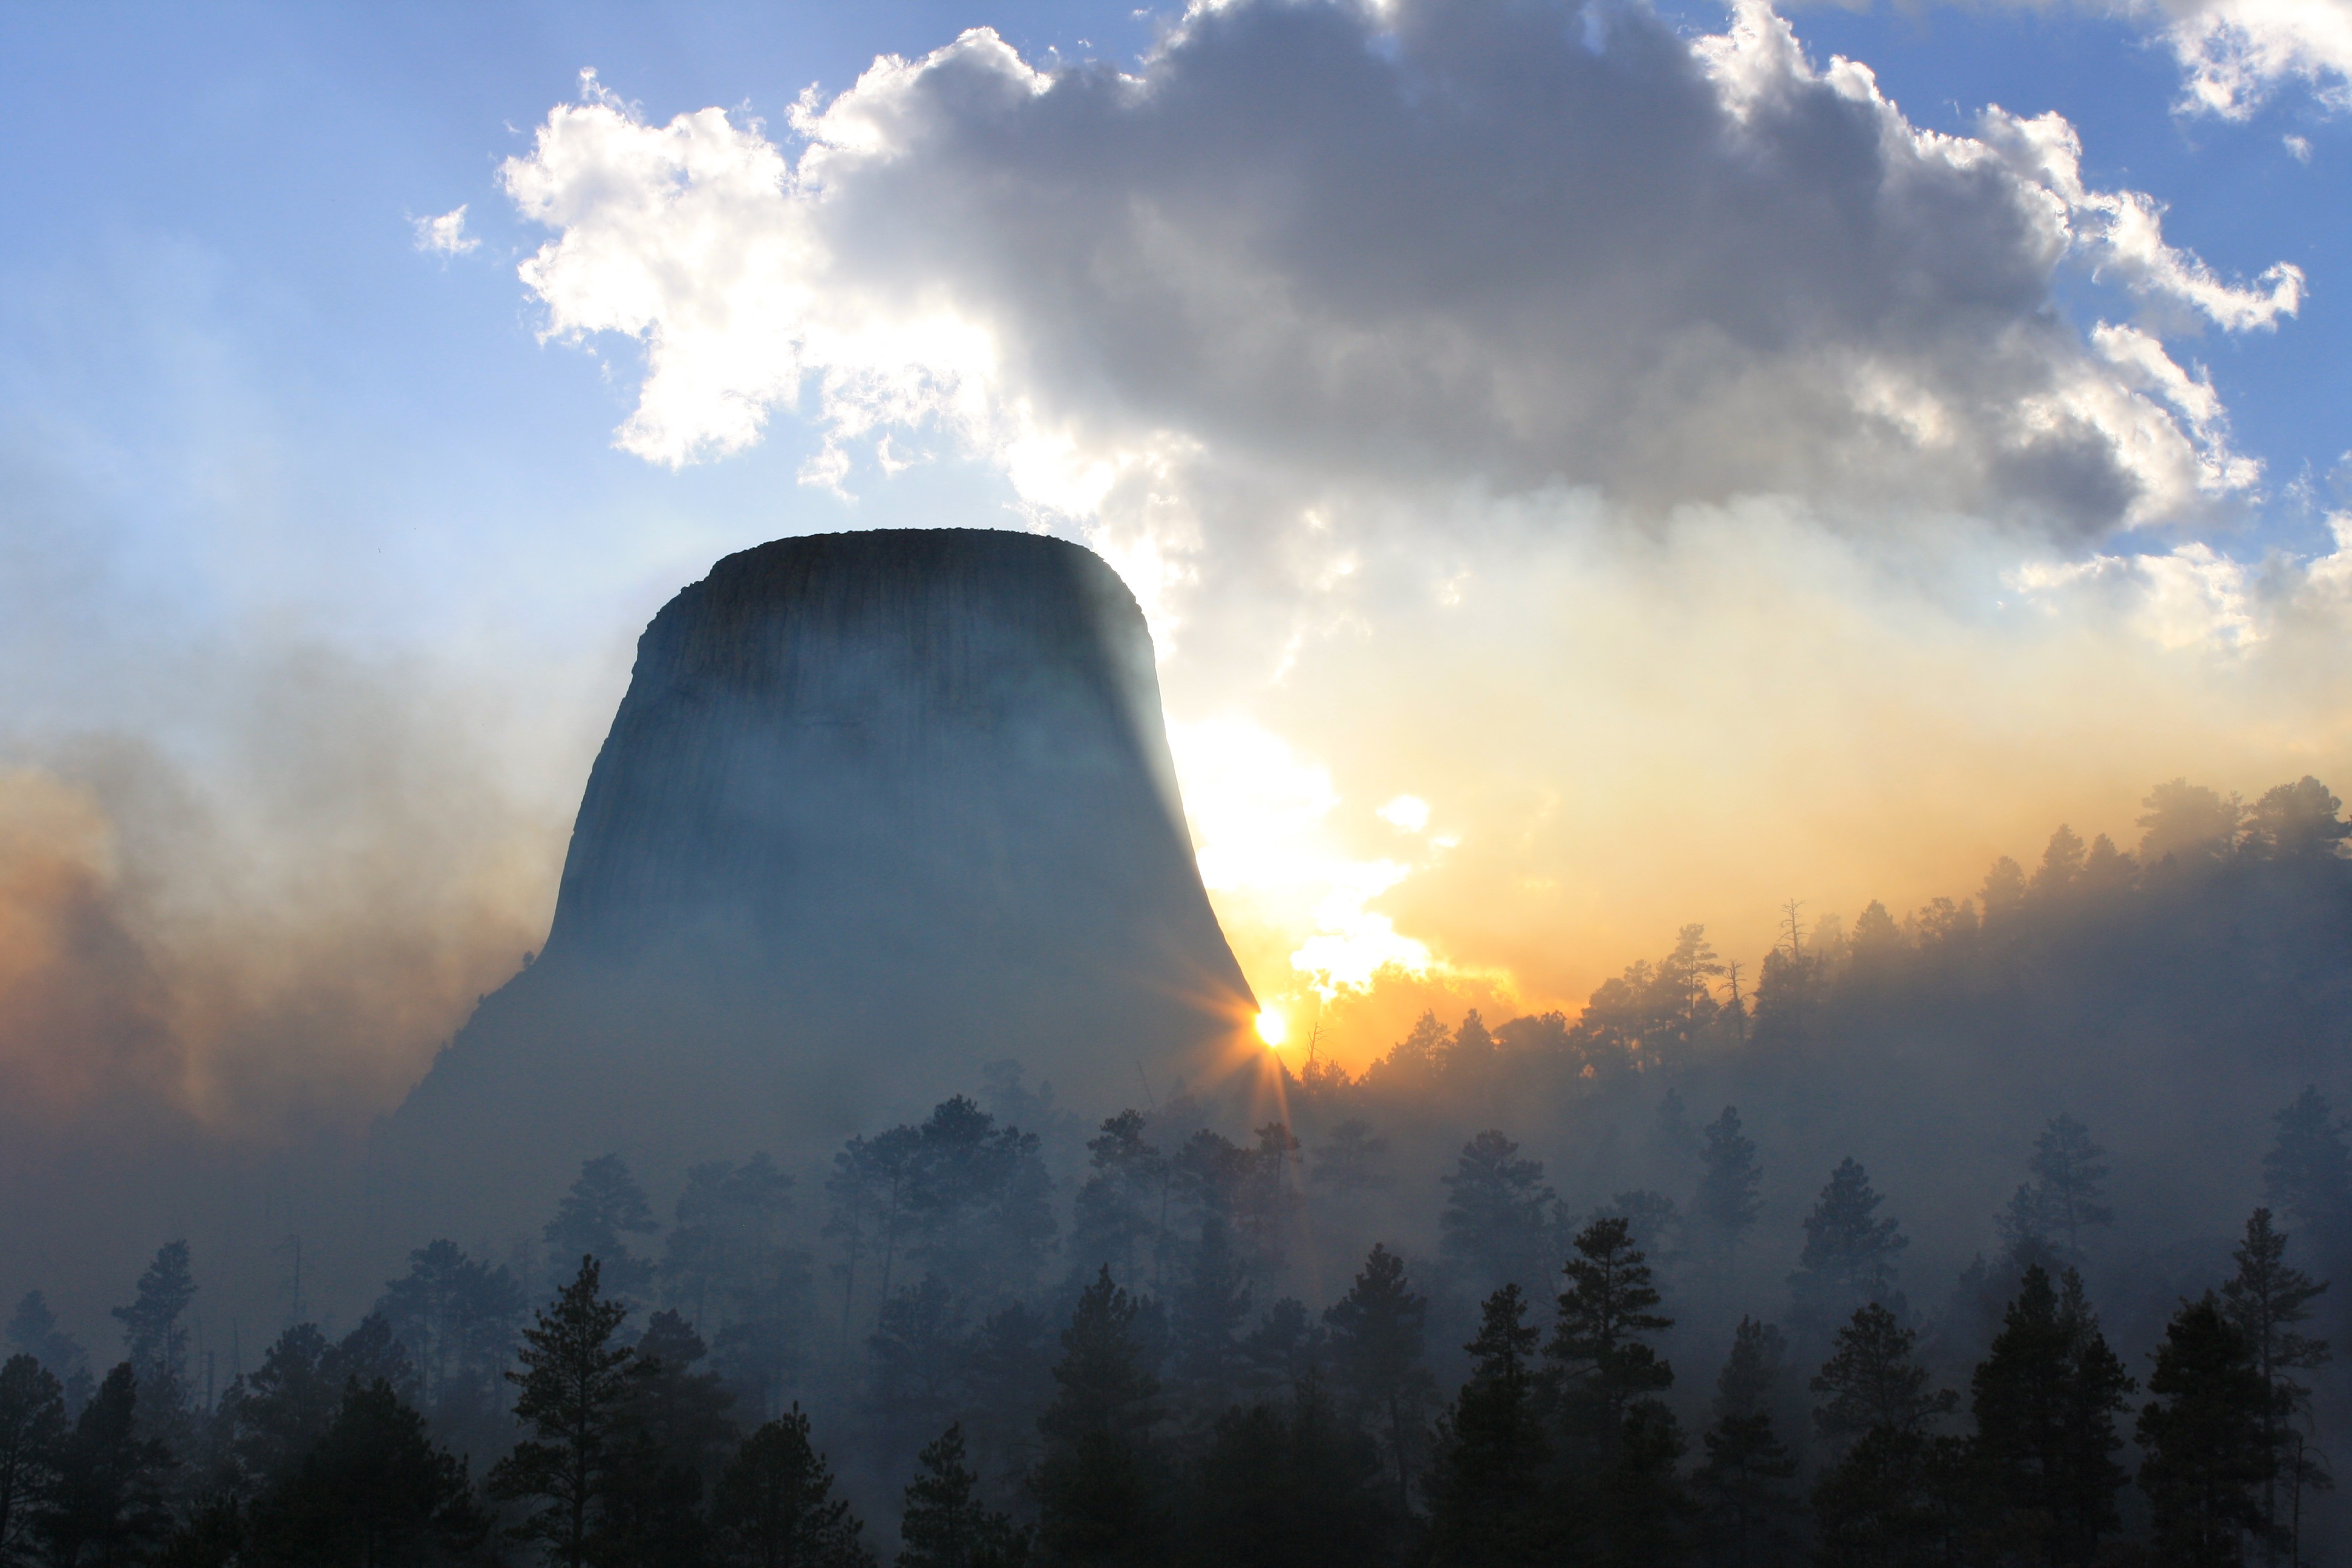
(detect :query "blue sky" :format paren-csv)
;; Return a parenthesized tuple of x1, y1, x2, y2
(2, 2, 1180, 647)
(5, 0, 2351, 1097)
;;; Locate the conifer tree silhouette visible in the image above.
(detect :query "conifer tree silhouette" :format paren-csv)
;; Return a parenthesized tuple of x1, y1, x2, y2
(1693, 1319, 1799, 1568)
(0, 1354, 66, 1566)
(1425, 1283, 1549, 1567)
(2220, 1210, 2331, 1565)
(1694, 1108, 1763, 1266)
(1789, 1160, 1907, 1335)
(897, 1422, 1028, 1568)
(1967, 1266, 2133, 1567)
(1033, 1268, 1161, 1563)
(489, 1256, 637, 1567)
(2138, 1295, 2273, 1567)
(712, 1406, 873, 1568)
(1324, 1245, 1435, 1515)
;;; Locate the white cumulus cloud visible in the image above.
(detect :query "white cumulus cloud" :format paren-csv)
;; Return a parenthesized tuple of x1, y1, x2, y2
(2153, 0, 2352, 117)
(411, 205, 479, 257)
(500, 1, 2295, 540)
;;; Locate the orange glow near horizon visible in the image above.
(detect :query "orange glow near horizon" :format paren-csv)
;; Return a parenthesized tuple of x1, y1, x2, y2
(1148, 485, 2352, 1088)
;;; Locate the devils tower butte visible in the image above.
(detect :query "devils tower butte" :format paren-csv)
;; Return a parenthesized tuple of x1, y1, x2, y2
(382, 529, 1255, 1224)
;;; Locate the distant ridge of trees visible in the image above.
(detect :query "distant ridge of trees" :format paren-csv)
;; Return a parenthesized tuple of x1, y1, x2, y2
(1328, 774, 2352, 1106)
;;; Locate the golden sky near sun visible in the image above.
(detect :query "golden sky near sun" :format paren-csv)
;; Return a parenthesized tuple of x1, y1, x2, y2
(1166, 504, 2352, 1071)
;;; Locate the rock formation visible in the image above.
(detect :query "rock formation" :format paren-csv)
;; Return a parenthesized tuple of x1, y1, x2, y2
(376, 529, 1256, 1235)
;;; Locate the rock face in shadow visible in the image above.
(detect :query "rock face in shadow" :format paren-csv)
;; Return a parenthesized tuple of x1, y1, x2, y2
(377, 529, 1255, 1235)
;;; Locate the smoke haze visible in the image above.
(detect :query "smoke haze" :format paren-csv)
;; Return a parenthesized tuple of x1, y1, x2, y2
(0, 662, 563, 1145)
(2, 2, 2350, 1466)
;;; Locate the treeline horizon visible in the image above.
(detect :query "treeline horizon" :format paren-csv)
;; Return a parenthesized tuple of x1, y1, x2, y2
(4, 769, 2351, 1566)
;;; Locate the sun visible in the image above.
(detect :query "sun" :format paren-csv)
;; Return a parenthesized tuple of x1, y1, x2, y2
(1255, 1009, 1288, 1047)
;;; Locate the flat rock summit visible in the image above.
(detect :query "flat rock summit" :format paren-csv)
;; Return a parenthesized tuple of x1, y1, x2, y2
(380, 529, 1255, 1228)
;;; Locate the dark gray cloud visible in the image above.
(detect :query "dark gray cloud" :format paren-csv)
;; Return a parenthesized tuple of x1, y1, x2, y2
(509, 0, 2296, 538)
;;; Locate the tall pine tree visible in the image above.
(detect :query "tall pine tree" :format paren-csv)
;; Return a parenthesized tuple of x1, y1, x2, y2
(1439, 1133, 1558, 1298)
(1069, 1112, 1166, 1294)
(1167, 1217, 1252, 1419)
(1811, 1305, 1953, 1445)
(373, 1238, 528, 1452)
(1550, 1217, 1686, 1567)
(897, 1423, 1027, 1568)
(825, 1126, 926, 1335)
(0, 1354, 65, 1567)
(712, 1408, 874, 1568)
(489, 1256, 639, 1567)
(110, 1243, 197, 1418)
(37, 1364, 174, 1568)
(1788, 1161, 1907, 1339)
(1691, 1319, 1798, 1568)
(244, 1379, 485, 1567)
(1423, 1284, 1549, 1567)
(544, 1157, 661, 1303)
(1550, 1217, 1675, 1455)
(2219, 1209, 2330, 1565)
(1966, 1266, 2133, 1567)
(2263, 1091, 2351, 1281)
(1809, 1304, 1958, 1568)
(2022, 1116, 2115, 1263)
(1031, 1268, 1162, 1564)
(2137, 1294, 2273, 1568)
(1322, 1245, 1436, 1517)
(1693, 1108, 1763, 1267)
(606, 1308, 742, 1567)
